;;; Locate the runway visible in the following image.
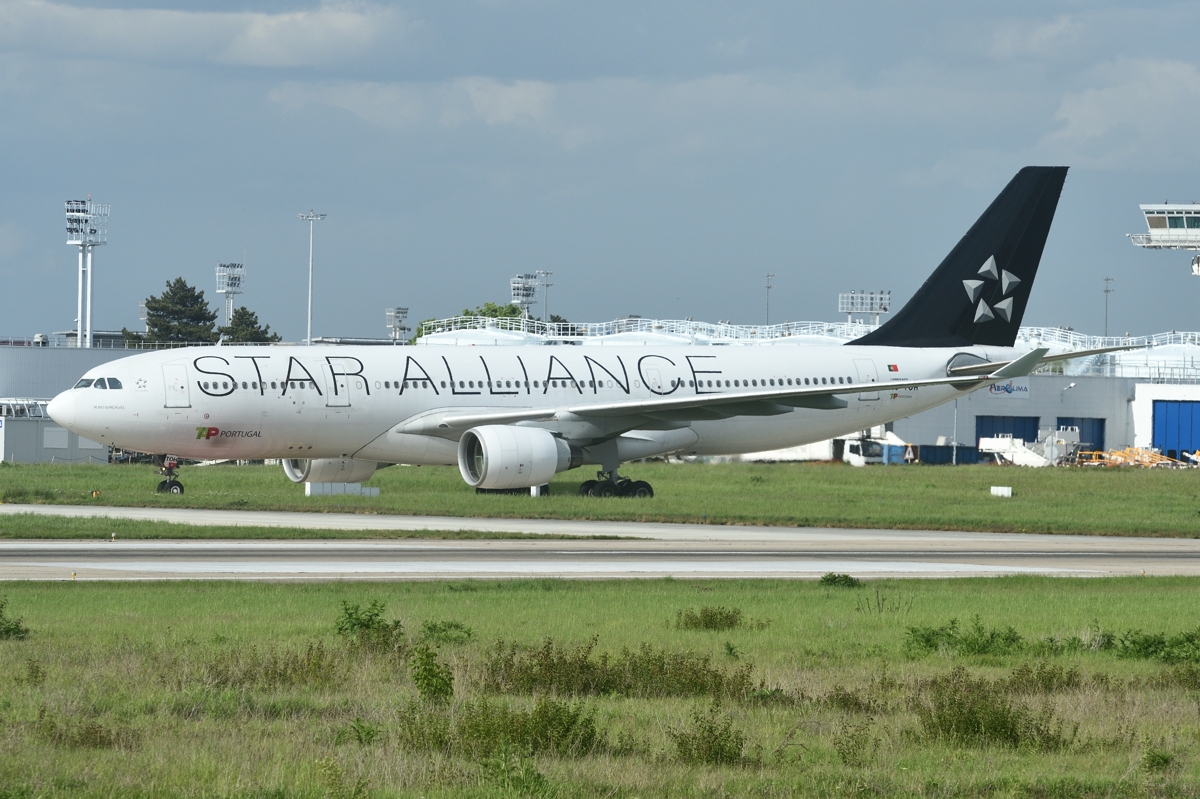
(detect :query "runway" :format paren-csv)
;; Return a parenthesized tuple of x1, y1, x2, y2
(1, 504, 1198, 580)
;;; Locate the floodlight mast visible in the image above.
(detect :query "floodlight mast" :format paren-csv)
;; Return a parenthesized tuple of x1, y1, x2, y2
(298, 211, 326, 345)
(510, 273, 538, 318)
(385, 307, 410, 343)
(65, 199, 109, 348)
(837, 290, 892, 325)
(215, 262, 245, 326)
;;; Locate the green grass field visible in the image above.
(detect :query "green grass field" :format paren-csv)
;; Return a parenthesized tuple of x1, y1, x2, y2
(2, 577, 1200, 797)
(0, 461, 1198, 538)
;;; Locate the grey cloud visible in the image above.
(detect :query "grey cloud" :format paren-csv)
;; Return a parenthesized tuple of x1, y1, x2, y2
(0, 0, 408, 67)
(1042, 58, 1200, 168)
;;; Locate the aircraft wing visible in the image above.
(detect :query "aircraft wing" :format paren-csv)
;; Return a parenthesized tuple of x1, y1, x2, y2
(947, 344, 1140, 377)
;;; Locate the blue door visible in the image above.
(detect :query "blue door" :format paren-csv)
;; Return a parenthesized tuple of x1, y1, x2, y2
(975, 415, 1040, 446)
(1057, 417, 1106, 452)
(1153, 401, 1200, 460)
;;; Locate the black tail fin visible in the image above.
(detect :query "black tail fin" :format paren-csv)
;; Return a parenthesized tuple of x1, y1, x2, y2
(850, 166, 1068, 349)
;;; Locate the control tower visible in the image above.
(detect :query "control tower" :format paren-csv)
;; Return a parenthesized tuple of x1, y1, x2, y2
(1129, 203, 1200, 275)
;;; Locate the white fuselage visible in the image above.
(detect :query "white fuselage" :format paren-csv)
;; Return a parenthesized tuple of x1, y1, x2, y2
(48, 342, 1014, 467)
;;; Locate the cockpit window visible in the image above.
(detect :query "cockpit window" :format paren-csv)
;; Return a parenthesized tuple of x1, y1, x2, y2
(74, 378, 94, 389)
(94, 378, 108, 389)
(106, 378, 122, 389)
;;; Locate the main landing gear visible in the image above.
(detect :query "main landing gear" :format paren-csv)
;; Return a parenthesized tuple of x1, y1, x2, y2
(578, 471, 654, 499)
(153, 455, 184, 495)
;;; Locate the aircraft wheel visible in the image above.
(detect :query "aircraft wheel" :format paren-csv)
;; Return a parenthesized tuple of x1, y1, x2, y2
(628, 480, 654, 499)
(578, 480, 597, 497)
(593, 481, 618, 498)
(156, 480, 169, 494)
(167, 480, 184, 495)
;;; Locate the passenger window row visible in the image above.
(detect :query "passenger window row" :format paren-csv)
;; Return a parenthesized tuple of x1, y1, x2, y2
(686, 376, 855, 388)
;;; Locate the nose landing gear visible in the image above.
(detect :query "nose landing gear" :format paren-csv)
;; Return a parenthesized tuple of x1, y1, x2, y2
(153, 455, 184, 495)
(578, 471, 654, 499)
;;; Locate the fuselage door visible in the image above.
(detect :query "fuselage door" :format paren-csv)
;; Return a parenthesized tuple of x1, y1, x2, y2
(852, 359, 880, 401)
(162, 364, 191, 408)
(645, 369, 663, 393)
(325, 370, 350, 407)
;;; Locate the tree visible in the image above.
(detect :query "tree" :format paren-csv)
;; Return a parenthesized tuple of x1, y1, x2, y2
(124, 278, 218, 343)
(461, 302, 524, 319)
(218, 306, 281, 343)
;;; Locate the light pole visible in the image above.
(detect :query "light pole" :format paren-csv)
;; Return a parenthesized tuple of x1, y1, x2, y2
(536, 270, 553, 323)
(765, 273, 776, 325)
(298, 210, 326, 345)
(1103, 277, 1114, 338)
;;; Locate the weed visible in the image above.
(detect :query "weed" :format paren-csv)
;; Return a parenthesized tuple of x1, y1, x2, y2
(1034, 620, 1113, 655)
(1115, 627, 1200, 663)
(479, 741, 549, 796)
(676, 606, 743, 630)
(724, 641, 741, 660)
(421, 619, 475, 644)
(905, 616, 1024, 657)
(314, 757, 367, 799)
(482, 636, 755, 699)
(1141, 745, 1175, 773)
(911, 666, 1076, 752)
(747, 684, 800, 706)
(335, 717, 379, 746)
(15, 657, 45, 686)
(0, 597, 30, 640)
(397, 696, 601, 758)
(1154, 663, 1200, 690)
(1001, 661, 1082, 694)
(820, 573, 862, 588)
(410, 643, 454, 702)
(831, 717, 876, 767)
(34, 708, 139, 750)
(855, 587, 914, 617)
(335, 600, 407, 655)
(161, 642, 342, 690)
(825, 685, 883, 714)
(667, 700, 753, 766)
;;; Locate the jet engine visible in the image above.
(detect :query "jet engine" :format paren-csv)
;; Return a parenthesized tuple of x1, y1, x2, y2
(282, 457, 379, 484)
(457, 425, 576, 490)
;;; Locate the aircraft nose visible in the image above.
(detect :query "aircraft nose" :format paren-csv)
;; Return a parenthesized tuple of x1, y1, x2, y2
(47, 391, 77, 427)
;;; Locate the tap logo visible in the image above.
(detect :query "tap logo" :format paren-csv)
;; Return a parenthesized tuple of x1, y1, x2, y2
(195, 426, 261, 439)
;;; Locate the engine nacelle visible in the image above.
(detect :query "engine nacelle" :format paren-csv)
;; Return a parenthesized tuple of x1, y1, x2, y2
(282, 458, 379, 484)
(457, 425, 574, 490)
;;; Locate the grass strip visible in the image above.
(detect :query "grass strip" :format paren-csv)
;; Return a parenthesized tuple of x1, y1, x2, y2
(0, 576, 1198, 796)
(0, 513, 612, 540)
(1, 461, 1200, 538)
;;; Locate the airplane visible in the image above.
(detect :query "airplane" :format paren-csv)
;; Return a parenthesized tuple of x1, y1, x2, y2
(48, 166, 1113, 497)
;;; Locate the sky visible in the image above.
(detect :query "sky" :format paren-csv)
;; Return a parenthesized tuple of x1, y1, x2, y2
(2, 1, 1200, 342)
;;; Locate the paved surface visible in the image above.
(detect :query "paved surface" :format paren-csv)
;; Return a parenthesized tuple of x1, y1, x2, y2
(1, 504, 1197, 580)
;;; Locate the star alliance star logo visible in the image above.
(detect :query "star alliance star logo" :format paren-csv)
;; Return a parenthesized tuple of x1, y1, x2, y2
(963, 255, 1020, 324)
(135, 378, 148, 389)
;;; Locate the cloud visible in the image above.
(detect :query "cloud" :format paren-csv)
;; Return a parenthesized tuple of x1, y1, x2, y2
(989, 15, 1082, 60)
(1041, 58, 1200, 167)
(270, 67, 1033, 159)
(0, 0, 407, 68)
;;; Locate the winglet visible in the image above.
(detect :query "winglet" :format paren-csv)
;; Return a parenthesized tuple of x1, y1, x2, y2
(988, 347, 1048, 379)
